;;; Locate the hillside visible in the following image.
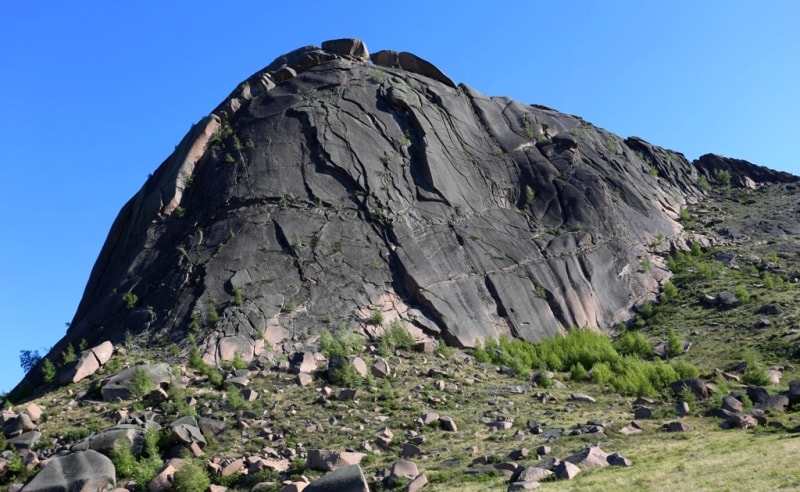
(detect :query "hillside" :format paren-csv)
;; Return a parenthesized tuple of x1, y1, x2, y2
(2, 38, 800, 491)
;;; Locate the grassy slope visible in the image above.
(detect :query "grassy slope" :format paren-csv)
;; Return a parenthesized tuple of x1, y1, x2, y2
(3, 183, 800, 491)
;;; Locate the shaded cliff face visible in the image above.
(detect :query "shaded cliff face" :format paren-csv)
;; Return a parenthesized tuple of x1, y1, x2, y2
(35, 39, 783, 375)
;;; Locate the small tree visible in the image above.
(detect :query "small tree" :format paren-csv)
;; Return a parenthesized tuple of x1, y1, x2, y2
(666, 329, 683, 359)
(19, 350, 42, 373)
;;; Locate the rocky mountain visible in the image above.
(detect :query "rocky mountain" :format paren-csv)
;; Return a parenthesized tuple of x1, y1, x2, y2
(14, 38, 796, 394)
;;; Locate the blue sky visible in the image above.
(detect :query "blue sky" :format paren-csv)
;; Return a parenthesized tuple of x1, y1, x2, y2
(1, 1, 798, 394)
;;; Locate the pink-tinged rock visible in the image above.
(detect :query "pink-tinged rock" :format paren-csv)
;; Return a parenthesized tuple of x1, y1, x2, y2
(264, 325, 290, 347)
(297, 372, 314, 387)
(59, 349, 101, 384)
(348, 356, 367, 377)
(91, 341, 114, 366)
(565, 446, 609, 468)
(148, 459, 183, 492)
(221, 458, 245, 476)
(23, 403, 43, 423)
(290, 352, 318, 374)
(406, 473, 428, 492)
(306, 449, 365, 472)
(421, 412, 439, 426)
(516, 466, 553, 482)
(371, 358, 391, 378)
(383, 460, 420, 488)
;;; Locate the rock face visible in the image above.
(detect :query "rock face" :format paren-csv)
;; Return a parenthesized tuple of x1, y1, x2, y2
(15, 37, 798, 392)
(19, 449, 116, 491)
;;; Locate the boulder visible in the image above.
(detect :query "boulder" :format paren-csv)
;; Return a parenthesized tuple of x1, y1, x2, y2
(508, 481, 541, 490)
(663, 421, 693, 432)
(71, 424, 146, 456)
(406, 473, 428, 492)
(382, 460, 419, 488)
(197, 417, 226, 437)
(304, 464, 369, 492)
(371, 358, 391, 379)
(306, 449, 365, 472)
(515, 466, 553, 482)
(8, 431, 41, 450)
(19, 450, 115, 491)
(569, 393, 597, 404)
(721, 395, 743, 413)
(607, 452, 633, 467)
(554, 460, 581, 480)
(290, 352, 318, 374)
(564, 446, 609, 468)
(101, 363, 172, 401)
(22, 404, 43, 423)
(439, 416, 458, 432)
(746, 385, 771, 405)
(171, 419, 207, 449)
(321, 38, 369, 62)
(347, 356, 367, 378)
(633, 406, 652, 419)
(670, 378, 708, 399)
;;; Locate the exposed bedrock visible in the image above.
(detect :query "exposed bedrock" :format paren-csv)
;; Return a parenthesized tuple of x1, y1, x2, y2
(26, 38, 796, 392)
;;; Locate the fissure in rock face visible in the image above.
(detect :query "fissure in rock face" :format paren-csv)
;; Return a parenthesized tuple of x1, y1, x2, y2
(28, 38, 791, 387)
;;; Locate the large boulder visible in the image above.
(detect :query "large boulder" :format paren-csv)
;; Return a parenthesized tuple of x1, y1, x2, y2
(70, 425, 146, 456)
(321, 38, 369, 62)
(58, 340, 115, 385)
(306, 449, 365, 472)
(304, 464, 369, 492)
(101, 363, 172, 401)
(19, 450, 115, 491)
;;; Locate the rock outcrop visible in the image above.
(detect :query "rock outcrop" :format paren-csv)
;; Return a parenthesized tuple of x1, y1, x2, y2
(14, 37, 798, 393)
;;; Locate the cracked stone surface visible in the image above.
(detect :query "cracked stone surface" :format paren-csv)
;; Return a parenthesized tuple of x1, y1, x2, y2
(22, 38, 797, 390)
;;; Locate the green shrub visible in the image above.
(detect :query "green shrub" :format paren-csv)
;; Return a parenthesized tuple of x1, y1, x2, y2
(436, 342, 453, 357)
(472, 340, 491, 363)
(122, 292, 139, 309)
(614, 332, 651, 358)
(111, 437, 138, 477)
(734, 284, 751, 302)
(661, 282, 679, 303)
(524, 185, 535, 208)
(61, 343, 76, 365)
(172, 457, 211, 492)
(570, 362, 588, 381)
(671, 359, 700, 379)
(231, 351, 247, 370)
(367, 309, 385, 326)
(590, 362, 613, 384)
(384, 320, 415, 350)
(713, 169, 732, 186)
(232, 287, 244, 306)
(225, 389, 251, 412)
(741, 349, 771, 385)
(320, 328, 363, 357)
(207, 303, 219, 323)
(130, 367, 156, 399)
(41, 357, 56, 383)
(666, 328, 683, 359)
(330, 361, 364, 387)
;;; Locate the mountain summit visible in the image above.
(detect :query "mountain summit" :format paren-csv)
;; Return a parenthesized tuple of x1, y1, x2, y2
(18, 38, 795, 391)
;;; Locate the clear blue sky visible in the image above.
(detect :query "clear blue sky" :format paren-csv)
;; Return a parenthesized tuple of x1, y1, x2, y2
(2, 1, 798, 394)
